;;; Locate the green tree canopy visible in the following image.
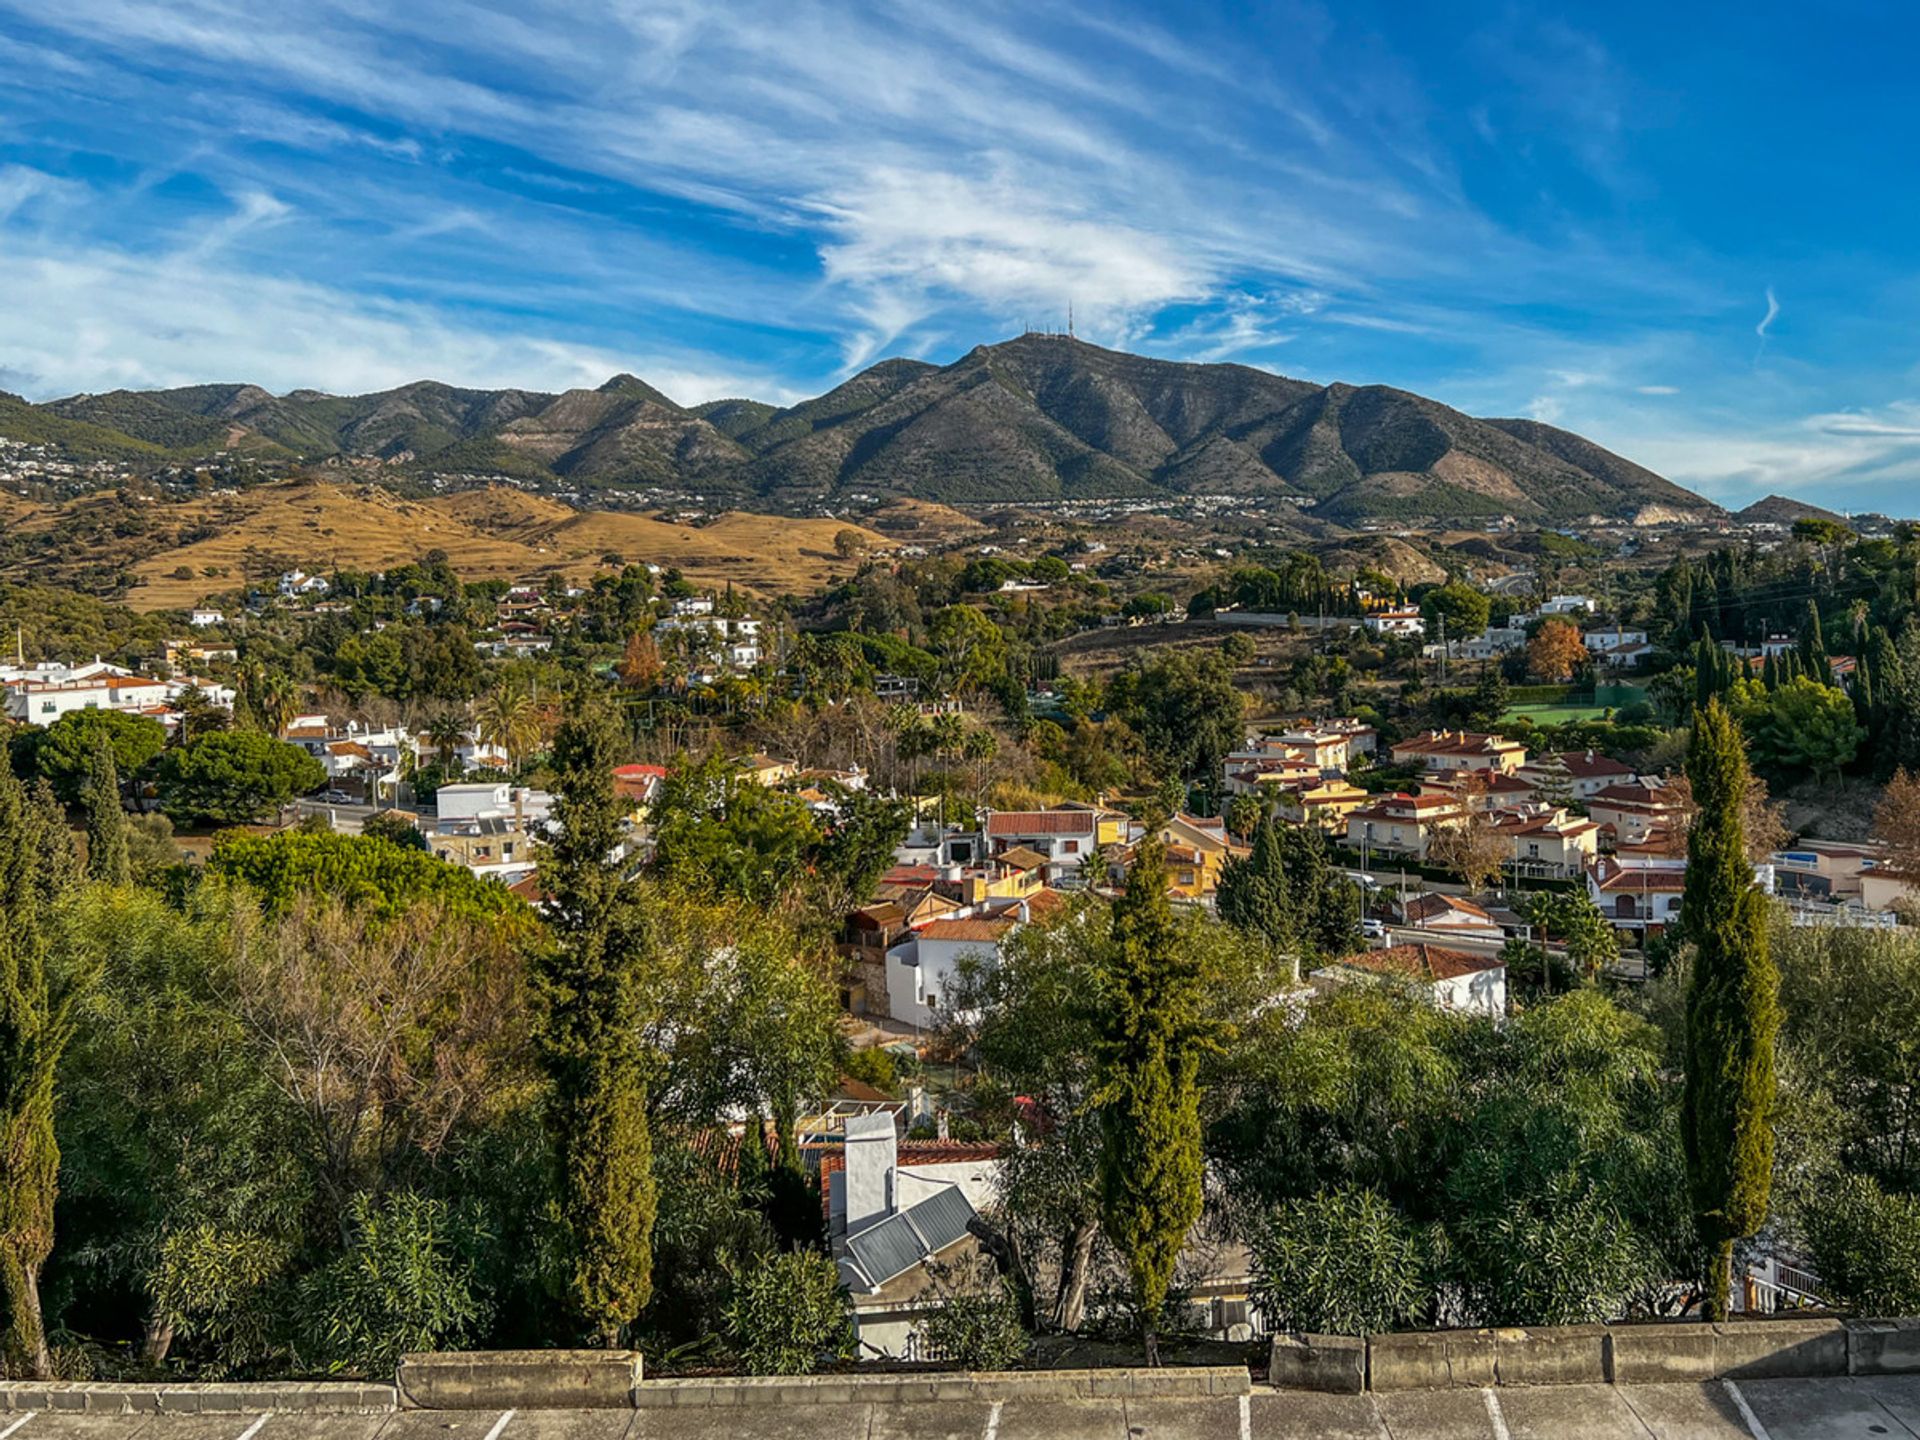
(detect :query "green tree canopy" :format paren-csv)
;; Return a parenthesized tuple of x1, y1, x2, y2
(1419, 582, 1492, 642)
(22, 709, 167, 802)
(209, 831, 531, 925)
(155, 732, 326, 825)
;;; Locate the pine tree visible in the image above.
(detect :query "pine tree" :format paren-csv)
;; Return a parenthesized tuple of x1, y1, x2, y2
(0, 748, 81, 1377)
(1091, 838, 1211, 1364)
(81, 739, 130, 888)
(1680, 700, 1779, 1322)
(534, 703, 656, 1344)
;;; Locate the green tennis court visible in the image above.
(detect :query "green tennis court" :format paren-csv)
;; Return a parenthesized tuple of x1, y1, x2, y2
(1501, 701, 1611, 725)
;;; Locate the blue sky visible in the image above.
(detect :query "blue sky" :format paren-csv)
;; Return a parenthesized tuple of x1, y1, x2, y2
(2, 1, 1919, 510)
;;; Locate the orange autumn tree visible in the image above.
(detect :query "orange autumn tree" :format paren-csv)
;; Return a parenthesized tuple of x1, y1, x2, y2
(1527, 618, 1590, 682)
(618, 631, 663, 690)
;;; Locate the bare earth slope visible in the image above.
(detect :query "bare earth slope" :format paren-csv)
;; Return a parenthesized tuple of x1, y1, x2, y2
(78, 481, 893, 610)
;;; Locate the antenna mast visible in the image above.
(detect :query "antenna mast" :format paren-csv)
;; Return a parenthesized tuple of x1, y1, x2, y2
(1068, 301, 1075, 339)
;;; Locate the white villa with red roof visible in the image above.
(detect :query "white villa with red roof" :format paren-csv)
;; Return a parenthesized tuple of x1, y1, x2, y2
(1311, 942, 1507, 1017)
(1391, 729, 1528, 774)
(1344, 791, 1468, 860)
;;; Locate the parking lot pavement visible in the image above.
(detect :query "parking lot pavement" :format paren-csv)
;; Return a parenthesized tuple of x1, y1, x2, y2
(14, 1379, 1920, 1440)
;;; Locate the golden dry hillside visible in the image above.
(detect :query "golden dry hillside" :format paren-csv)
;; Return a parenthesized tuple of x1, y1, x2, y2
(864, 498, 988, 539)
(111, 480, 892, 609)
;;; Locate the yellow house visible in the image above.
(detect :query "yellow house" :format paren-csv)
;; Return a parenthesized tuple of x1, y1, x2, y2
(1271, 778, 1372, 832)
(740, 753, 798, 786)
(1111, 814, 1246, 899)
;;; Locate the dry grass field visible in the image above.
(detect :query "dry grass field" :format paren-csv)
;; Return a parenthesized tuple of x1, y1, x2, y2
(82, 479, 901, 609)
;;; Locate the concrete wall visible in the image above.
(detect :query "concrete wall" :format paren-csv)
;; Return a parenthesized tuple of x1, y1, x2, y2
(1270, 1315, 1920, 1393)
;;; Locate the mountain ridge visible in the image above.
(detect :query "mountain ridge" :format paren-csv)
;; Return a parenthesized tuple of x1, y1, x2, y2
(4, 337, 1719, 524)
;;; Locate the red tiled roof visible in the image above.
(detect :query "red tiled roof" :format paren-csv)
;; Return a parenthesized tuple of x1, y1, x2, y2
(1337, 943, 1503, 981)
(818, 1140, 1004, 1212)
(919, 917, 1017, 943)
(1393, 729, 1525, 757)
(1591, 859, 1686, 893)
(1405, 892, 1494, 922)
(1538, 751, 1633, 779)
(987, 810, 1097, 836)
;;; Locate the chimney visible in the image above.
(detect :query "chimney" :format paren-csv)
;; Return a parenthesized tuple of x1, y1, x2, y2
(843, 1111, 898, 1236)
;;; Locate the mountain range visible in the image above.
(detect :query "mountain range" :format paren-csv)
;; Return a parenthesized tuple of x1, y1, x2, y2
(3, 336, 1717, 524)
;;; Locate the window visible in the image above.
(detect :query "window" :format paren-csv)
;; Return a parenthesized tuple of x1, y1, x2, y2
(1062, 840, 1079, 854)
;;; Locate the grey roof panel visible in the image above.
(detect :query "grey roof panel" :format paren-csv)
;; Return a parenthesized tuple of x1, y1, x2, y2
(845, 1213, 926, 1289)
(902, 1184, 974, 1254)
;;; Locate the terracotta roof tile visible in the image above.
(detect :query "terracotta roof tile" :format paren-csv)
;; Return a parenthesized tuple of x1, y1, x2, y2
(1336, 942, 1504, 982)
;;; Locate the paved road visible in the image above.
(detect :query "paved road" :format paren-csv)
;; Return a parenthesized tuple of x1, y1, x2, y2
(12, 1377, 1920, 1440)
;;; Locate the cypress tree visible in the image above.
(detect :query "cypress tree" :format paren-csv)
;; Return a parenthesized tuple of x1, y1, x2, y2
(82, 739, 131, 888)
(534, 704, 656, 1344)
(1216, 817, 1297, 968)
(1800, 601, 1827, 675)
(1761, 652, 1779, 691)
(1092, 838, 1211, 1364)
(1693, 634, 1720, 708)
(1283, 823, 1361, 960)
(0, 748, 81, 1377)
(1680, 700, 1779, 1322)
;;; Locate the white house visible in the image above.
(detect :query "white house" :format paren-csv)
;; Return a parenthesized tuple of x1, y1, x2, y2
(1345, 791, 1468, 861)
(1587, 853, 1688, 938)
(1401, 892, 1506, 942)
(1583, 627, 1650, 654)
(830, 1113, 995, 1360)
(3, 670, 170, 723)
(435, 782, 552, 828)
(983, 807, 1120, 885)
(1532, 594, 1597, 618)
(1311, 943, 1507, 1017)
(189, 608, 225, 628)
(1363, 607, 1426, 638)
(1490, 807, 1602, 878)
(278, 570, 331, 598)
(1391, 729, 1528, 774)
(884, 912, 1018, 1030)
(1517, 751, 1636, 802)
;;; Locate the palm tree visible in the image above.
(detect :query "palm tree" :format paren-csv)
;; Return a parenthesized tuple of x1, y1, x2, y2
(256, 672, 298, 737)
(963, 727, 998, 810)
(424, 711, 468, 770)
(475, 682, 541, 773)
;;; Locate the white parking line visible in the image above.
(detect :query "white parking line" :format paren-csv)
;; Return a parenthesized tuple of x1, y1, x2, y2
(1238, 1393, 1251, 1440)
(982, 1399, 1002, 1440)
(0, 1415, 35, 1440)
(1482, 1388, 1511, 1440)
(481, 1410, 516, 1440)
(234, 1418, 269, 1440)
(1723, 1380, 1774, 1440)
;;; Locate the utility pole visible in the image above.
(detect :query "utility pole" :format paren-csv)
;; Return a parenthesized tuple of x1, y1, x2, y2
(1438, 614, 1448, 685)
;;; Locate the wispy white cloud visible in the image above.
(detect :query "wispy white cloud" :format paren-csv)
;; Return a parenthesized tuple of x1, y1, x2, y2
(1757, 286, 1781, 339)
(0, 238, 801, 404)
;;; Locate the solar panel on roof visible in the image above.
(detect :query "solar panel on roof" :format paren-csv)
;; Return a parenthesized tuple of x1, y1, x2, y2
(845, 1212, 925, 1289)
(901, 1184, 974, 1254)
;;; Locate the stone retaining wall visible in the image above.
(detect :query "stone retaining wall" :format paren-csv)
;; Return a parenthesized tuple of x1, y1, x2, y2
(0, 1382, 396, 1414)
(1271, 1315, 1917, 1393)
(397, 1351, 643, 1409)
(627, 1367, 1251, 1408)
